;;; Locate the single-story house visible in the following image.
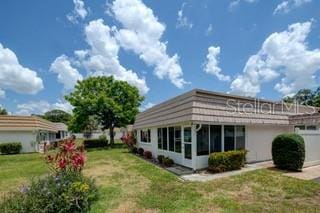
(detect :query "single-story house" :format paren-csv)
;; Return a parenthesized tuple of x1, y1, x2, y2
(133, 89, 319, 170)
(54, 122, 69, 140)
(0, 116, 69, 153)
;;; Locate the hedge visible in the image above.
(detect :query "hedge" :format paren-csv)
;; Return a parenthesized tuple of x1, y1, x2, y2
(83, 139, 108, 148)
(163, 157, 174, 167)
(0, 142, 22, 154)
(137, 148, 144, 156)
(143, 150, 152, 159)
(208, 150, 247, 173)
(272, 133, 305, 171)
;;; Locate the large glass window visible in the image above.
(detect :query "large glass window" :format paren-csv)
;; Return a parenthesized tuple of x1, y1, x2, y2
(184, 127, 192, 159)
(140, 129, 151, 143)
(158, 128, 168, 150)
(224, 126, 235, 151)
(174, 127, 181, 153)
(235, 126, 245, 150)
(162, 128, 168, 150)
(210, 125, 222, 152)
(197, 125, 209, 155)
(157, 128, 162, 149)
(169, 127, 174, 151)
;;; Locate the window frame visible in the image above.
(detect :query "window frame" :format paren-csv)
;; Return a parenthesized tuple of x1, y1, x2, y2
(140, 129, 151, 143)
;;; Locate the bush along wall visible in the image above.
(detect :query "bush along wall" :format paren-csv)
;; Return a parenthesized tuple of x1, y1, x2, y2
(272, 133, 305, 171)
(208, 150, 247, 173)
(0, 142, 22, 154)
(83, 139, 108, 148)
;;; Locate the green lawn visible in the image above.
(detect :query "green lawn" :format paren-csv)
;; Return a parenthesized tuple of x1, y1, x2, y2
(1, 147, 320, 212)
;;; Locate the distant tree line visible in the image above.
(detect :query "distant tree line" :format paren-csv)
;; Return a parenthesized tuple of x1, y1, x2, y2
(283, 87, 320, 107)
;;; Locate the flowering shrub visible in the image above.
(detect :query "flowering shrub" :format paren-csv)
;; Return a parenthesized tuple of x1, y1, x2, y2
(121, 132, 137, 152)
(0, 171, 98, 212)
(46, 138, 86, 173)
(0, 138, 98, 212)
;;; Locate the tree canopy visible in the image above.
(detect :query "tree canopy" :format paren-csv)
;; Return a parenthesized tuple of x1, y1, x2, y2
(0, 107, 7, 115)
(43, 109, 72, 124)
(65, 76, 144, 144)
(283, 87, 320, 107)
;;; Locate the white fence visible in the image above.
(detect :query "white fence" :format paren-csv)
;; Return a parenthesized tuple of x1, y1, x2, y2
(296, 129, 320, 167)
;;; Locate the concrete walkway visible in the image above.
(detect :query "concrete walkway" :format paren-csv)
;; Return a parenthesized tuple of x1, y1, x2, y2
(284, 165, 320, 181)
(181, 162, 269, 182)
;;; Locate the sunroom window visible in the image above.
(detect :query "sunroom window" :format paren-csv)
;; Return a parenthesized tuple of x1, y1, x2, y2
(157, 128, 168, 150)
(197, 125, 209, 155)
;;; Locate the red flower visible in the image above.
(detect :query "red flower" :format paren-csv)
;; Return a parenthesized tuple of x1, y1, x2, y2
(61, 140, 76, 152)
(71, 153, 86, 170)
(58, 158, 67, 169)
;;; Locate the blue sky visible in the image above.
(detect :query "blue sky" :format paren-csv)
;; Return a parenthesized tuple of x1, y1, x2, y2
(0, 0, 319, 115)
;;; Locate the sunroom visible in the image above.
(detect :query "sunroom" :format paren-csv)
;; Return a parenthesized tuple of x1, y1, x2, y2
(137, 123, 246, 170)
(134, 89, 315, 170)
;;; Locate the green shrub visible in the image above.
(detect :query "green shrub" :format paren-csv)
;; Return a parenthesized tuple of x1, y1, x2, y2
(98, 134, 107, 142)
(83, 139, 108, 148)
(143, 150, 152, 159)
(137, 147, 144, 156)
(0, 171, 98, 212)
(272, 133, 305, 171)
(208, 150, 247, 173)
(157, 155, 164, 164)
(163, 157, 174, 167)
(130, 147, 138, 154)
(0, 142, 22, 154)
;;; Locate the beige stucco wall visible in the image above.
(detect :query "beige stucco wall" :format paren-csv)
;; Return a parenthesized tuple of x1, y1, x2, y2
(246, 125, 292, 162)
(0, 131, 37, 153)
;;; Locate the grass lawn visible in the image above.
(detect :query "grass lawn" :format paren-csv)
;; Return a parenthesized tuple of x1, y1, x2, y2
(1, 146, 320, 212)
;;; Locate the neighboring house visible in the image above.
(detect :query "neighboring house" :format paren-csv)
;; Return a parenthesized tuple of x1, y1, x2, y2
(134, 89, 319, 170)
(54, 122, 69, 140)
(73, 125, 133, 140)
(0, 116, 69, 153)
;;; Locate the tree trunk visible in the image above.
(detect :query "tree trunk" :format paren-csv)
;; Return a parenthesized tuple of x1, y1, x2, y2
(110, 126, 115, 146)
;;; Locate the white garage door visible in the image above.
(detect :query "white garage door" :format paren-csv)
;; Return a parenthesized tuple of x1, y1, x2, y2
(246, 125, 291, 162)
(296, 129, 320, 167)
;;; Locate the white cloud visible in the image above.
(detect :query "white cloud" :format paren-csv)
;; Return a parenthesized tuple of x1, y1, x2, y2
(15, 100, 73, 115)
(230, 21, 320, 96)
(112, 0, 187, 89)
(176, 3, 193, 30)
(204, 46, 230, 82)
(274, 0, 312, 14)
(0, 89, 5, 98)
(50, 55, 83, 91)
(0, 43, 43, 98)
(229, 0, 258, 11)
(206, 24, 213, 36)
(67, 0, 88, 23)
(80, 19, 149, 95)
(139, 102, 155, 111)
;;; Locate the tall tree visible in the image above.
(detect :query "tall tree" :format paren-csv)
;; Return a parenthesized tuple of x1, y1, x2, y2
(283, 89, 314, 105)
(65, 76, 144, 145)
(0, 107, 7, 115)
(43, 109, 72, 124)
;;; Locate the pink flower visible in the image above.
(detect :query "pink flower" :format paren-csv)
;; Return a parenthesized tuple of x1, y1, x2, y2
(58, 159, 67, 169)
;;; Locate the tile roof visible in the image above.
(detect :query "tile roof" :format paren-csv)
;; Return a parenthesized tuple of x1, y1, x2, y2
(0, 115, 58, 132)
(134, 89, 319, 129)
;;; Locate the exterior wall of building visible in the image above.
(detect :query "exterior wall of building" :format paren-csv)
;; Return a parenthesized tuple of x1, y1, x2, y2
(246, 125, 292, 162)
(295, 129, 320, 167)
(0, 131, 37, 153)
(136, 124, 191, 168)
